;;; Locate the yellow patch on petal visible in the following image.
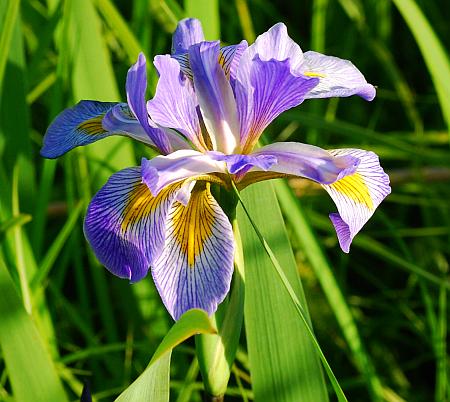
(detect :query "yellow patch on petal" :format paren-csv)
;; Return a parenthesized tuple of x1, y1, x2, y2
(121, 183, 176, 233)
(303, 71, 326, 78)
(78, 116, 107, 135)
(172, 183, 215, 267)
(330, 173, 374, 210)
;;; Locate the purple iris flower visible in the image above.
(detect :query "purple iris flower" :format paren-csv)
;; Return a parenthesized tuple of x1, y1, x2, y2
(41, 19, 390, 320)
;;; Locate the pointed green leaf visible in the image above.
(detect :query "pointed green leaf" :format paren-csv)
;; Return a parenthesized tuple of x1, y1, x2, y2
(116, 309, 216, 402)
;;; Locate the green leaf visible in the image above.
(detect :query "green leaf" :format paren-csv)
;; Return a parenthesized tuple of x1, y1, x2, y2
(236, 181, 329, 402)
(0, 258, 68, 402)
(0, 0, 19, 91)
(392, 0, 450, 132)
(275, 181, 385, 401)
(115, 309, 216, 402)
(184, 0, 220, 40)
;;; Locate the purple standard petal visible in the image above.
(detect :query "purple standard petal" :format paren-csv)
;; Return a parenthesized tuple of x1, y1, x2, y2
(152, 183, 234, 320)
(208, 151, 277, 175)
(141, 150, 227, 196)
(84, 167, 181, 282)
(250, 142, 360, 184)
(126, 53, 171, 154)
(41, 100, 116, 158)
(148, 55, 206, 151)
(188, 41, 241, 154)
(237, 57, 318, 153)
(219, 40, 248, 83)
(171, 18, 205, 55)
(300, 51, 376, 101)
(322, 149, 391, 252)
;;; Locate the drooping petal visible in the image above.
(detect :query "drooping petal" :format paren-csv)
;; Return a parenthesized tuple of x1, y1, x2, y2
(239, 57, 319, 153)
(152, 182, 234, 320)
(126, 53, 171, 154)
(171, 18, 205, 55)
(301, 51, 376, 101)
(41, 100, 118, 158)
(141, 150, 227, 196)
(84, 167, 181, 282)
(321, 149, 391, 252)
(188, 41, 241, 154)
(249, 142, 360, 184)
(147, 55, 206, 151)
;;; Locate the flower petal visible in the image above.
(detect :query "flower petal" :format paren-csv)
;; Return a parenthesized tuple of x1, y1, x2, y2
(41, 100, 119, 158)
(208, 151, 277, 175)
(152, 183, 234, 320)
(84, 167, 181, 282)
(171, 18, 205, 55)
(238, 57, 318, 153)
(219, 40, 248, 82)
(147, 55, 206, 151)
(141, 150, 227, 196)
(250, 142, 360, 184)
(126, 53, 171, 154)
(301, 51, 376, 101)
(322, 149, 391, 252)
(188, 41, 240, 154)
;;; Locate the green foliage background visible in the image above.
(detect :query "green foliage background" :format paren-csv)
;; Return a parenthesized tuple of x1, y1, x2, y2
(0, 0, 449, 401)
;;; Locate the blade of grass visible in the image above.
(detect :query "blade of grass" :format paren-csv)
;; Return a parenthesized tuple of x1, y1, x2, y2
(0, 257, 68, 402)
(237, 183, 347, 402)
(392, 0, 450, 134)
(0, 0, 19, 93)
(275, 180, 385, 401)
(184, 0, 220, 40)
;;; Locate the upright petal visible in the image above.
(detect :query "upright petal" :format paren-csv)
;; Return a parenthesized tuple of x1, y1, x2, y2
(247, 142, 360, 184)
(171, 18, 205, 55)
(301, 51, 376, 101)
(84, 167, 181, 282)
(152, 182, 234, 320)
(322, 149, 390, 252)
(141, 150, 227, 196)
(126, 53, 171, 154)
(147, 55, 206, 151)
(188, 41, 241, 154)
(239, 57, 318, 153)
(219, 40, 248, 82)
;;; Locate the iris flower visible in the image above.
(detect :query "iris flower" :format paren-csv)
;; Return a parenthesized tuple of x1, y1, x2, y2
(42, 19, 390, 320)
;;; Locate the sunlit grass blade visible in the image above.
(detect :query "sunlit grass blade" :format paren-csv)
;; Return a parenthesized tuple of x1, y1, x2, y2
(236, 181, 330, 402)
(275, 181, 386, 401)
(184, 0, 220, 39)
(116, 309, 216, 402)
(0, 0, 19, 92)
(0, 214, 32, 236)
(392, 0, 450, 132)
(0, 257, 68, 402)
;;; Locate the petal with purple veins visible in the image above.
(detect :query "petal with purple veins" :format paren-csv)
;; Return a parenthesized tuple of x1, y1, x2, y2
(152, 182, 234, 320)
(188, 41, 241, 154)
(171, 18, 205, 55)
(84, 167, 181, 282)
(301, 51, 376, 101)
(148, 55, 206, 151)
(322, 149, 391, 252)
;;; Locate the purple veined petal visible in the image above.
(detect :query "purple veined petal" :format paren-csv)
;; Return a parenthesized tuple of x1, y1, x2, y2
(219, 40, 248, 83)
(321, 149, 391, 252)
(83, 167, 181, 282)
(126, 53, 171, 154)
(147, 55, 206, 151)
(171, 18, 205, 55)
(103, 103, 191, 152)
(141, 149, 227, 197)
(237, 56, 319, 153)
(41, 100, 118, 158)
(152, 182, 234, 320)
(188, 41, 241, 154)
(249, 142, 360, 184)
(300, 51, 376, 101)
(208, 151, 277, 175)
